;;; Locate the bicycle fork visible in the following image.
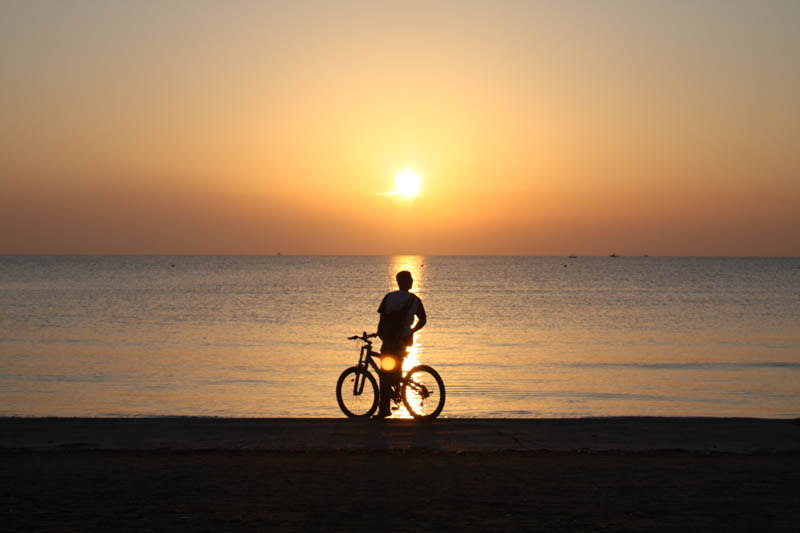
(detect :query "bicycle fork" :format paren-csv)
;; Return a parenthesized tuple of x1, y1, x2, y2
(352, 347, 368, 396)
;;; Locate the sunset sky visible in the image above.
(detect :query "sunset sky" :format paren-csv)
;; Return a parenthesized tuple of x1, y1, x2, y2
(2, 1, 798, 255)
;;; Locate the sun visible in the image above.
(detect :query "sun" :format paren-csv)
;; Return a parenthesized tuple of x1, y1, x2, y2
(394, 169, 422, 200)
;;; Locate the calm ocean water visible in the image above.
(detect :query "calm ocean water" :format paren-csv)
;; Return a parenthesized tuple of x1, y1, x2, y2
(1, 255, 798, 418)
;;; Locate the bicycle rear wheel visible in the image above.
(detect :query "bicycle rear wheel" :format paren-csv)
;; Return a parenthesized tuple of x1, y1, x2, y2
(401, 365, 445, 419)
(336, 366, 379, 418)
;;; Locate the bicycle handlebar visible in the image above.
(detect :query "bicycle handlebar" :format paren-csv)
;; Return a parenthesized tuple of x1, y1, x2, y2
(347, 331, 378, 341)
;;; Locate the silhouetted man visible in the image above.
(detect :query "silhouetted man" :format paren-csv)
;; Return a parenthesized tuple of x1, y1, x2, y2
(376, 270, 426, 418)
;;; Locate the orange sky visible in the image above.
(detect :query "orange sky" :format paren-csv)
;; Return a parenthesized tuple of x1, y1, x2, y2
(2, 1, 799, 255)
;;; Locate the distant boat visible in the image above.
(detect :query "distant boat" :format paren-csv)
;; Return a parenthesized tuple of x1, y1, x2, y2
(609, 253, 619, 258)
(568, 255, 577, 259)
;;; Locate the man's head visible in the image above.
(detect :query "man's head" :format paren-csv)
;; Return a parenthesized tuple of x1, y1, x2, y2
(396, 270, 413, 291)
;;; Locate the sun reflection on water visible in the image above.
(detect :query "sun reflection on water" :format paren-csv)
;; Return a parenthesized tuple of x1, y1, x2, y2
(388, 255, 425, 418)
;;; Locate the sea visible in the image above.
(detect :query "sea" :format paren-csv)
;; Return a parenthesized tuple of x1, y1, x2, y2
(1, 255, 798, 418)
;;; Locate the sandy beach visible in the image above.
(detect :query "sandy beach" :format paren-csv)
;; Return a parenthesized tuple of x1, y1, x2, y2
(2, 418, 799, 530)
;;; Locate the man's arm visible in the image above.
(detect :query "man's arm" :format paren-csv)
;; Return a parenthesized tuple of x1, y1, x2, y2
(411, 297, 426, 333)
(376, 294, 388, 333)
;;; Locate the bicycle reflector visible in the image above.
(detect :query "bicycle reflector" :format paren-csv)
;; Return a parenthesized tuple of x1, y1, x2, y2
(380, 355, 397, 371)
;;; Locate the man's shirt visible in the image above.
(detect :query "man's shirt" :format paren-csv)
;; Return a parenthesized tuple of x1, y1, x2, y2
(377, 290, 426, 340)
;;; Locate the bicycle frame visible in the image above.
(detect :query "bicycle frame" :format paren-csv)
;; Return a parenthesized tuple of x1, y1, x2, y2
(352, 338, 382, 396)
(353, 338, 415, 398)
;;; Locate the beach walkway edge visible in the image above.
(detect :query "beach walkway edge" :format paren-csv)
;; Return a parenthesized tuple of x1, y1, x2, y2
(2, 417, 798, 452)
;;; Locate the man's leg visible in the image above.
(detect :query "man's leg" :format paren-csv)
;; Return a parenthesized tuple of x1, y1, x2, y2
(377, 344, 407, 417)
(378, 369, 393, 417)
(378, 345, 397, 417)
(379, 363, 405, 417)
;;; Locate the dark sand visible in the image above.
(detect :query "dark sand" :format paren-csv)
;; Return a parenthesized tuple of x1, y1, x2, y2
(2, 418, 799, 531)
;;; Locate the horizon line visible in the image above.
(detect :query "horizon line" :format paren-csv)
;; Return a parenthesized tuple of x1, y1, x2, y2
(1, 253, 798, 259)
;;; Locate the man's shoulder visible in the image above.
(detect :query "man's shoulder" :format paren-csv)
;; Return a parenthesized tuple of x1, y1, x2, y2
(381, 290, 419, 308)
(384, 290, 408, 299)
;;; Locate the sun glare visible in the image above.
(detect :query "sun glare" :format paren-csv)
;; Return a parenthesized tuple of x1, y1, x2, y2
(393, 169, 422, 200)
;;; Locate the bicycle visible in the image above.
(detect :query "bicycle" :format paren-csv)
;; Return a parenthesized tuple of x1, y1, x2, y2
(336, 331, 445, 419)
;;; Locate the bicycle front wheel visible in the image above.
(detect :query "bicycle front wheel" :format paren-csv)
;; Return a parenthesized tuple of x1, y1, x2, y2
(336, 366, 379, 418)
(402, 365, 445, 420)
